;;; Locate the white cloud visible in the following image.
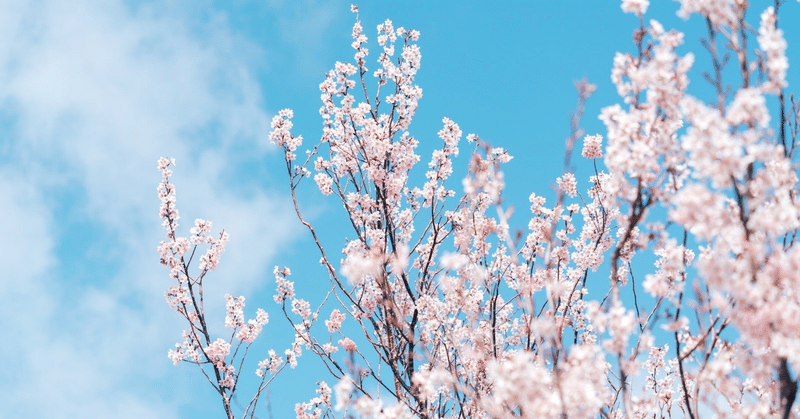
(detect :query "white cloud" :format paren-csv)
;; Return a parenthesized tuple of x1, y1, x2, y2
(0, 0, 299, 417)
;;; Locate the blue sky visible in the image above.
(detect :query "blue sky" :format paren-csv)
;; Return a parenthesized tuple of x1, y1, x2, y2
(1, 0, 798, 418)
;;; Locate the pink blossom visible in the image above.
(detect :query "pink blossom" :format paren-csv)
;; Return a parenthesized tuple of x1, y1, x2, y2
(726, 87, 770, 128)
(338, 337, 357, 352)
(189, 218, 212, 244)
(269, 109, 303, 160)
(621, 0, 649, 15)
(757, 7, 788, 94)
(676, 0, 739, 29)
(313, 173, 334, 195)
(291, 298, 311, 319)
(273, 266, 296, 303)
(334, 376, 354, 411)
(557, 172, 578, 198)
(324, 309, 346, 333)
(224, 294, 245, 328)
(236, 308, 268, 343)
(198, 230, 228, 271)
(256, 350, 283, 377)
(204, 338, 231, 369)
(581, 134, 603, 159)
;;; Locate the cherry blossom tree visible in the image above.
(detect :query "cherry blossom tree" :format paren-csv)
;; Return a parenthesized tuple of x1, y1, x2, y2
(158, 1, 800, 418)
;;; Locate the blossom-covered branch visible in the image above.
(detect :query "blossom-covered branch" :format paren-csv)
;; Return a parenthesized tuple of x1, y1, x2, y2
(157, 158, 290, 419)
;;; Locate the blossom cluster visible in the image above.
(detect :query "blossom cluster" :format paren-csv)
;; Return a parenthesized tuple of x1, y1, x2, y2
(156, 158, 289, 419)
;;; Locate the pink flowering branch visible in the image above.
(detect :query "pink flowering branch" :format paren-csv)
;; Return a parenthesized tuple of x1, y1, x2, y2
(157, 158, 291, 419)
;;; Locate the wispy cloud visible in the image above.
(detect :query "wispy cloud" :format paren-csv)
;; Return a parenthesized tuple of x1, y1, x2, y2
(0, 0, 298, 417)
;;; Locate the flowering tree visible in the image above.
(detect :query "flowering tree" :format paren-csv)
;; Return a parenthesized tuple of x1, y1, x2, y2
(158, 1, 800, 418)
